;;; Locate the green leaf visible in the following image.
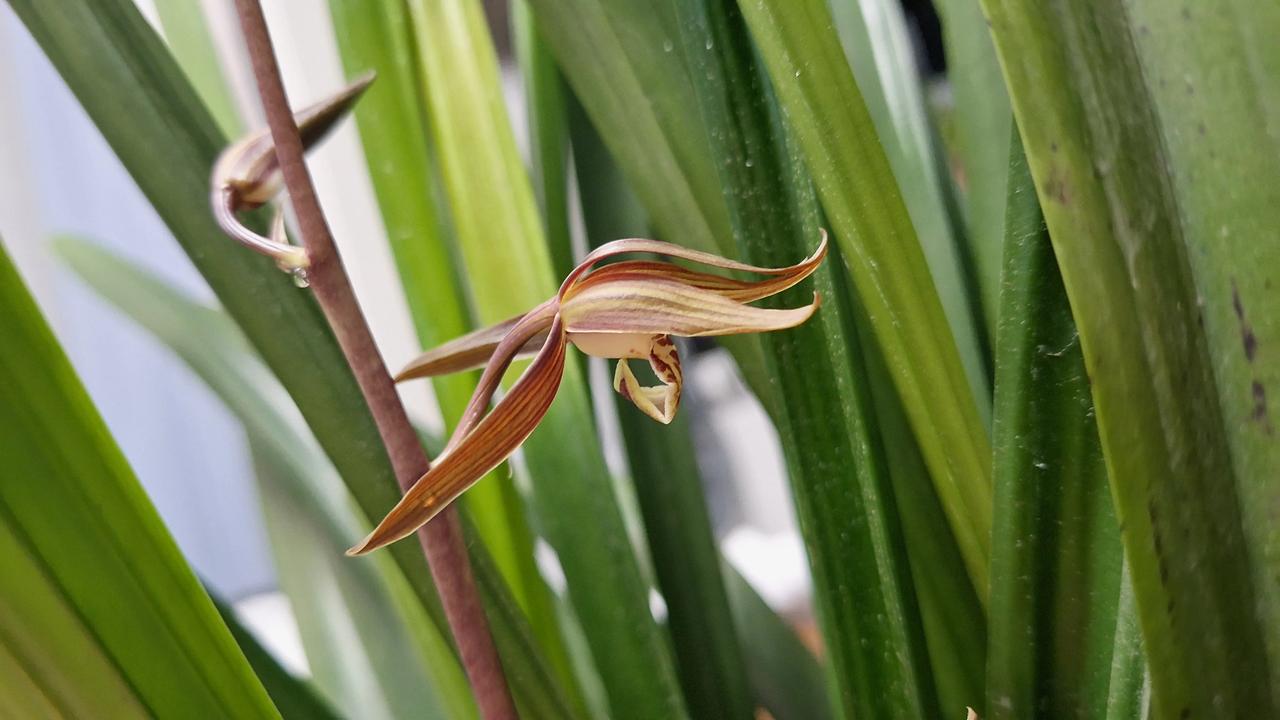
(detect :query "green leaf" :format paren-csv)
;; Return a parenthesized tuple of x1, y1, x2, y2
(828, 0, 992, 412)
(615, 409, 755, 720)
(55, 235, 477, 720)
(151, 0, 242, 137)
(512, 0, 574, 281)
(736, 0, 992, 603)
(402, 0, 687, 716)
(720, 567, 834, 720)
(978, 0, 1277, 713)
(0, 238, 276, 718)
(674, 1, 939, 716)
(523, 0, 729, 254)
(209, 594, 340, 720)
(986, 130, 1139, 719)
(1122, 0, 1280, 691)
(6, 2, 576, 715)
(931, 0, 1013, 338)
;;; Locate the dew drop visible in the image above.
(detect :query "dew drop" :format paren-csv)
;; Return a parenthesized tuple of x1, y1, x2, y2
(705, 38, 714, 50)
(662, 39, 674, 52)
(290, 267, 311, 288)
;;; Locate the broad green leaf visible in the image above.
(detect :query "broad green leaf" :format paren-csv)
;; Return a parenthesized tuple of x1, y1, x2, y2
(0, 238, 276, 718)
(828, 0, 992, 411)
(403, 0, 687, 716)
(931, 0, 1012, 338)
(1122, 0, 1280, 688)
(56, 235, 476, 720)
(986, 131, 1139, 719)
(675, 1, 937, 716)
(6, 2, 576, 715)
(978, 0, 1276, 713)
(323, 2, 570, 691)
(736, 0, 992, 602)
(210, 594, 340, 720)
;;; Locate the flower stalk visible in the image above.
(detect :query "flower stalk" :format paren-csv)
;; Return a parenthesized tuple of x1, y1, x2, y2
(227, 1, 516, 717)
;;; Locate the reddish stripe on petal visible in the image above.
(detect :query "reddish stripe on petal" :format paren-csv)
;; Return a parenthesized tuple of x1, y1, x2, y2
(348, 316, 568, 555)
(560, 229, 827, 298)
(562, 277, 821, 338)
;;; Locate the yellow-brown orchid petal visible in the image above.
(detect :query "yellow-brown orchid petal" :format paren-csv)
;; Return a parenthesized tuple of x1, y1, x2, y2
(560, 229, 827, 298)
(569, 243, 824, 304)
(348, 315, 568, 556)
(395, 313, 552, 382)
(612, 335, 682, 424)
(561, 276, 821, 338)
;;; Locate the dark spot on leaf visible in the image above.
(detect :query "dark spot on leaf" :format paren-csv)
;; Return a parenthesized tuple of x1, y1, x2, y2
(1232, 281, 1259, 361)
(1042, 168, 1071, 205)
(1050, 142, 1059, 153)
(1252, 381, 1270, 431)
(1180, 708, 1190, 720)
(1181, 6, 1191, 19)
(1197, 123, 1206, 136)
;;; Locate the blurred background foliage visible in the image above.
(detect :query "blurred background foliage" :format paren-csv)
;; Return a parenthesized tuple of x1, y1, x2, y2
(0, 0, 1276, 718)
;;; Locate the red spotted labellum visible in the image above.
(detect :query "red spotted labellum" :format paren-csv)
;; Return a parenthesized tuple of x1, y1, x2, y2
(348, 233, 828, 555)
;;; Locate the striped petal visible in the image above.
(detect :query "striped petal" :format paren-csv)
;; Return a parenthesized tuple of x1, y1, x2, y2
(348, 315, 568, 555)
(395, 312, 553, 381)
(561, 276, 821, 337)
(612, 335, 682, 424)
(560, 229, 827, 298)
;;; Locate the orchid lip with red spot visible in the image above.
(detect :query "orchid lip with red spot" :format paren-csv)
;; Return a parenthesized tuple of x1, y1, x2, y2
(347, 231, 829, 555)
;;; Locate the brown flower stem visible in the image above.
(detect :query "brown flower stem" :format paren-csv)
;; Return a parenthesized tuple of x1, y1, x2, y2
(231, 2, 517, 717)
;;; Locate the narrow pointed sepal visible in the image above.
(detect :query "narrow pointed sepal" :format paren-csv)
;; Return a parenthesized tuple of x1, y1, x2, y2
(395, 312, 552, 382)
(348, 316, 568, 555)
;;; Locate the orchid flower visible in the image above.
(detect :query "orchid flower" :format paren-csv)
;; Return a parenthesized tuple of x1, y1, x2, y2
(347, 233, 828, 555)
(211, 74, 374, 278)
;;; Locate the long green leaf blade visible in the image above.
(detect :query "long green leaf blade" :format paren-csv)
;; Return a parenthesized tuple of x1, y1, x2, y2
(0, 238, 276, 719)
(978, 0, 1276, 713)
(986, 130, 1138, 719)
(676, 1, 940, 716)
(1122, 0, 1280, 690)
(736, 0, 992, 600)
(931, 0, 1012, 337)
(210, 594, 341, 720)
(829, 0, 991, 410)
